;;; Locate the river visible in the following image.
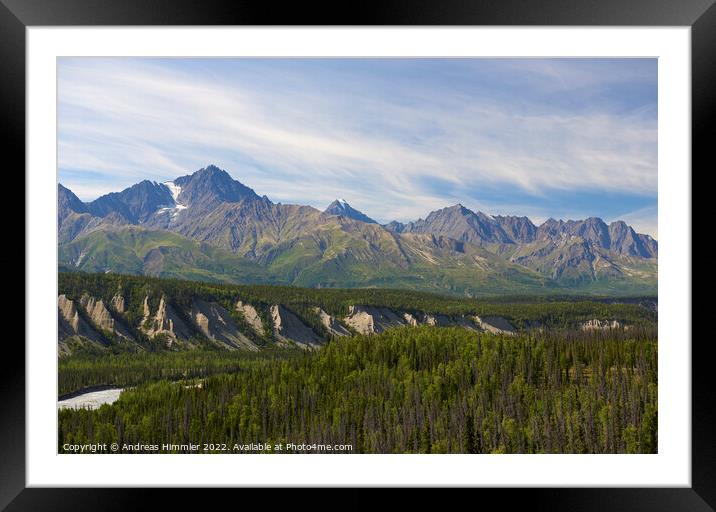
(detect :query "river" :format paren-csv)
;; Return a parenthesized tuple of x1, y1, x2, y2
(58, 387, 124, 410)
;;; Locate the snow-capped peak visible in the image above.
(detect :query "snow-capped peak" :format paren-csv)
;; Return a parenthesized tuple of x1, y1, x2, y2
(159, 181, 187, 218)
(164, 181, 182, 203)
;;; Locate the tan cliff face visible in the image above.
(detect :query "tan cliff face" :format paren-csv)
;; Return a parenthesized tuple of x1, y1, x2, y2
(60, 290, 575, 355)
(141, 295, 192, 345)
(79, 294, 133, 340)
(421, 314, 453, 327)
(402, 313, 418, 327)
(452, 315, 481, 332)
(580, 319, 623, 330)
(473, 315, 516, 335)
(142, 296, 150, 318)
(110, 292, 126, 314)
(343, 305, 375, 335)
(57, 294, 105, 345)
(236, 300, 265, 336)
(343, 305, 405, 335)
(314, 307, 350, 337)
(271, 305, 322, 348)
(58, 279, 638, 357)
(58, 294, 82, 334)
(190, 299, 258, 351)
(345, 306, 471, 335)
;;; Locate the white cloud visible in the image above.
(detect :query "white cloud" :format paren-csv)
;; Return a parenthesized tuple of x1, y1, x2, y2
(58, 59, 657, 226)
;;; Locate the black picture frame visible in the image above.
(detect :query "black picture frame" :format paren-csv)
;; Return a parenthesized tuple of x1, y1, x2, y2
(3, 0, 710, 508)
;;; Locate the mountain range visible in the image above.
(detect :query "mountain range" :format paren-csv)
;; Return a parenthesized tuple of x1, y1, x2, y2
(58, 165, 657, 296)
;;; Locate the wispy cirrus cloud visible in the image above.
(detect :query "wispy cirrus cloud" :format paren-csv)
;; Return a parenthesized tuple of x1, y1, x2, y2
(612, 206, 659, 239)
(58, 58, 657, 236)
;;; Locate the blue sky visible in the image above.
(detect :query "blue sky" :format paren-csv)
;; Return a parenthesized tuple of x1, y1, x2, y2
(58, 58, 658, 237)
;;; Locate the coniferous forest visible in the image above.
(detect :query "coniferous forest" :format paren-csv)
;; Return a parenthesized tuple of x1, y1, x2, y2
(59, 322, 657, 454)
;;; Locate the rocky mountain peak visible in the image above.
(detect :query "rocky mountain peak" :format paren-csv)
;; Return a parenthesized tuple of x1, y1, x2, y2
(446, 203, 471, 215)
(564, 217, 611, 248)
(58, 183, 88, 223)
(413, 204, 513, 244)
(324, 198, 377, 224)
(173, 165, 260, 208)
(86, 180, 175, 223)
(608, 220, 658, 258)
(384, 220, 407, 233)
(492, 215, 538, 243)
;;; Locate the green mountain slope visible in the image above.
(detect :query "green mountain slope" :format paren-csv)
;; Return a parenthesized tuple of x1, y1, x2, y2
(58, 223, 656, 297)
(58, 226, 280, 285)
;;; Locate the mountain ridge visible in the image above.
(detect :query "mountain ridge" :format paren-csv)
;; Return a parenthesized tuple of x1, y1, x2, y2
(56, 271, 658, 355)
(58, 165, 657, 296)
